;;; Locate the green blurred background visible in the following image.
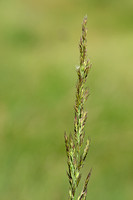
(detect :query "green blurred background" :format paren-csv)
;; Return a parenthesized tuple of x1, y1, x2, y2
(0, 0, 133, 199)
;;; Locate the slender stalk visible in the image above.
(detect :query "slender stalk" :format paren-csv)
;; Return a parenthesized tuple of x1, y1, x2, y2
(64, 16, 92, 200)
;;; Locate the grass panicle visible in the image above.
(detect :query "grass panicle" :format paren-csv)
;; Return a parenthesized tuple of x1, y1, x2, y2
(64, 16, 92, 200)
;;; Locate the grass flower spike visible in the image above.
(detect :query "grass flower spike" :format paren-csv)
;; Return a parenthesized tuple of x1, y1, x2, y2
(64, 16, 92, 200)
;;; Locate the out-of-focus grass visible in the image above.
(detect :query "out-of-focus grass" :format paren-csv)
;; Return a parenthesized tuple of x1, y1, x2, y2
(0, 0, 133, 200)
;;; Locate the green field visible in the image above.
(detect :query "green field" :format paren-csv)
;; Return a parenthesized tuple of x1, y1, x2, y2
(0, 0, 133, 199)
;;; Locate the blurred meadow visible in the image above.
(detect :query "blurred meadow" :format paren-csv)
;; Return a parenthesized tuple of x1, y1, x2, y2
(0, 0, 133, 199)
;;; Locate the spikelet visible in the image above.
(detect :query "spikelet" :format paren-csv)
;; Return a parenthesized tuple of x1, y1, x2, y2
(64, 16, 92, 200)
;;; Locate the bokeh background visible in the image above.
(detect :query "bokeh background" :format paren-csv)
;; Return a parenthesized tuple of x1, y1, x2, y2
(0, 0, 133, 199)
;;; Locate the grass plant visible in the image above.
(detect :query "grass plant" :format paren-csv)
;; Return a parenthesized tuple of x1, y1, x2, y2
(64, 16, 92, 200)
